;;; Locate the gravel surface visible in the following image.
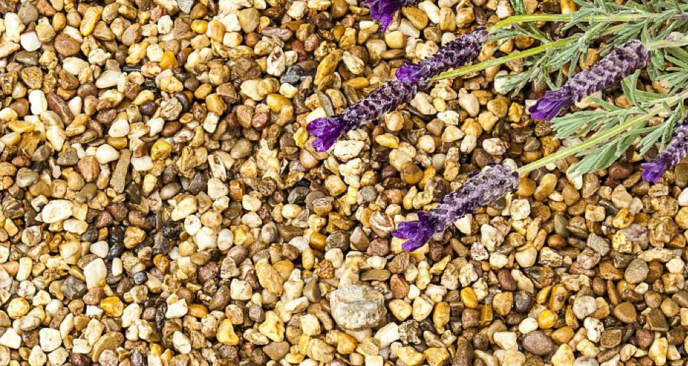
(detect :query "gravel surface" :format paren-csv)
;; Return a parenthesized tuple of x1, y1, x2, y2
(0, 0, 684, 366)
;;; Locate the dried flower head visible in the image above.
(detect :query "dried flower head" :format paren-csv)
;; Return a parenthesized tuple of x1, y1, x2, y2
(393, 164, 520, 251)
(396, 28, 489, 84)
(642, 120, 688, 183)
(530, 40, 650, 121)
(308, 79, 424, 152)
(365, 0, 420, 30)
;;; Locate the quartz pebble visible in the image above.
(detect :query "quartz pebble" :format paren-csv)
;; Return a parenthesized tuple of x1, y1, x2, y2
(330, 285, 386, 329)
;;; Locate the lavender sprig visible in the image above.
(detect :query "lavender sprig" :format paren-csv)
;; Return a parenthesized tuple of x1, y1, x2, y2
(529, 40, 650, 121)
(308, 29, 488, 152)
(396, 28, 489, 84)
(393, 164, 519, 251)
(642, 119, 688, 183)
(365, 0, 420, 30)
(308, 79, 424, 152)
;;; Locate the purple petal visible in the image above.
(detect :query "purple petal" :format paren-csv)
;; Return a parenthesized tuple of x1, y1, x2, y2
(641, 162, 667, 183)
(641, 120, 688, 183)
(307, 117, 345, 152)
(396, 63, 423, 84)
(393, 212, 437, 251)
(366, 0, 402, 30)
(529, 88, 574, 121)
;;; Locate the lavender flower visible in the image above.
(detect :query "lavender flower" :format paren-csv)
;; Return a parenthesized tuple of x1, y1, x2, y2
(642, 120, 688, 183)
(393, 164, 519, 251)
(309, 29, 487, 152)
(396, 28, 489, 84)
(308, 79, 424, 152)
(366, 0, 420, 30)
(530, 40, 650, 121)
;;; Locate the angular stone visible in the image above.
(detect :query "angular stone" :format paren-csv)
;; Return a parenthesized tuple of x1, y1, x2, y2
(647, 308, 669, 332)
(330, 285, 386, 329)
(92, 332, 124, 362)
(110, 150, 131, 193)
(177, 0, 193, 13)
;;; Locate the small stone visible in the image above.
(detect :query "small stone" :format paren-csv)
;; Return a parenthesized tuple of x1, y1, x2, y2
(96, 144, 120, 164)
(614, 302, 637, 323)
(330, 285, 386, 329)
(649, 338, 668, 366)
(84, 258, 107, 289)
(0, 328, 22, 349)
(624, 258, 649, 284)
(258, 311, 284, 342)
(263, 342, 289, 360)
(572, 296, 597, 319)
(54, 33, 80, 56)
(39, 328, 61, 352)
(20, 31, 41, 51)
(92, 333, 124, 362)
(522, 331, 554, 355)
(41, 200, 73, 223)
(100, 297, 124, 317)
(256, 259, 284, 296)
(177, 0, 194, 13)
(552, 345, 575, 366)
(396, 347, 425, 366)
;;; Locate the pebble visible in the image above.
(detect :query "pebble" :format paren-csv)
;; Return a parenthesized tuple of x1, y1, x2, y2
(20, 31, 41, 51)
(330, 285, 386, 329)
(95, 144, 120, 164)
(41, 200, 73, 223)
(522, 331, 554, 355)
(84, 259, 107, 289)
(39, 328, 61, 352)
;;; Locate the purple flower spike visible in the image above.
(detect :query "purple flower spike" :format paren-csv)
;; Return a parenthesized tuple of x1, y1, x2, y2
(366, 0, 420, 30)
(395, 28, 488, 84)
(307, 117, 345, 152)
(308, 29, 486, 150)
(530, 40, 650, 121)
(308, 79, 423, 151)
(642, 120, 688, 183)
(396, 63, 423, 84)
(393, 164, 519, 251)
(394, 212, 439, 251)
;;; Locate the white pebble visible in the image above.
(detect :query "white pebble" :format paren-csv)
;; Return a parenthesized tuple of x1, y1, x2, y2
(5, 13, 24, 43)
(679, 188, 688, 206)
(518, 318, 538, 334)
(39, 328, 61, 352)
(95, 144, 120, 164)
(195, 227, 217, 251)
(218, 229, 234, 251)
(108, 119, 129, 138)
(83, 258, 107, 289)
(90, 241, 109, 258)
(20, 31, 41, 52)
(41, 200, 74, 224)
(29, 90, 48, 115)
(131, 156, 153, 171)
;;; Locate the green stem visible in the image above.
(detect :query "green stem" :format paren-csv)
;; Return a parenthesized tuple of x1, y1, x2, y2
(490, 14, 637, 31)
(433, 21, 639, 81)
(488, 12, 688, 31)
(515, 91, 688, 175)
(432, 20, 683, 82)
